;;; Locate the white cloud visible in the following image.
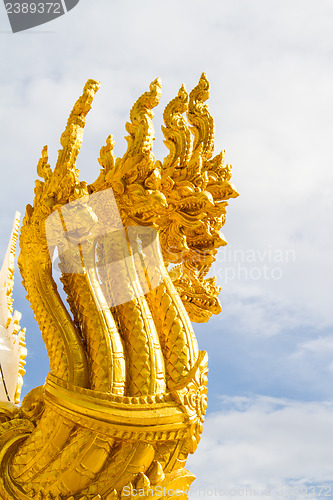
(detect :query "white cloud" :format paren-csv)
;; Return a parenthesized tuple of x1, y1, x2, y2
(295, 337, 333, 357)
(187, 395, 333, 499)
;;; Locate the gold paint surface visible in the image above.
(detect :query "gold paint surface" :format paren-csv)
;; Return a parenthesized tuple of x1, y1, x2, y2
(0, 76, 237, 499)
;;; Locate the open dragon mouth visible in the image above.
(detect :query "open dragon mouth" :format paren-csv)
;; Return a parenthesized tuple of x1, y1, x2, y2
(182, 300, 217, 323)
(180, 293, 219, 310)
(207, 183, 239, 202)
(177, 200, 206, 217)
(169, 265, 222, 323)
(187, 230, 227, 252)
(179, 290, 222, 323)
(187, 237, 215, 250)
(130, 211, 157, 224)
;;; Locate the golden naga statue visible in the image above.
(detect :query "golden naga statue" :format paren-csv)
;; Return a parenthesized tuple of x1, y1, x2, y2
(0, 75, 238, 500)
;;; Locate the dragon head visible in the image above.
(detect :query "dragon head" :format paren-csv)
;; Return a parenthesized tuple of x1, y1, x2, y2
(89, 79, 167, 228)
(155, 73, 238, 322)
(55, 75, 237, 324)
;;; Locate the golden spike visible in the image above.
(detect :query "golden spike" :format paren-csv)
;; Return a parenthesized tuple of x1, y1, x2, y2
(187, 72, 215, 161)
(147, 461, 165, 484)
(162, 84, 192, 170)
(37, 79, 100, 207)
(0, 212, 20, 323)
(124, 78, 162, 159)
(90, 134, 119, 193)
(98, 134, 116, 174)
(56, 79, 100, 174)
(0, 212, 26, 404)
(136, 472, 151, 490)
(36, 145, 52, 181)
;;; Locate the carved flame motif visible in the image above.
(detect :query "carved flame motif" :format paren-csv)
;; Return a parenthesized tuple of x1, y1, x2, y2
(0, 76, 237, 499)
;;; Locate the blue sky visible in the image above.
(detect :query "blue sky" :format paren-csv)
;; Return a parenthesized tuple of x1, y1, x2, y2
(1, 0, 333, 497)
